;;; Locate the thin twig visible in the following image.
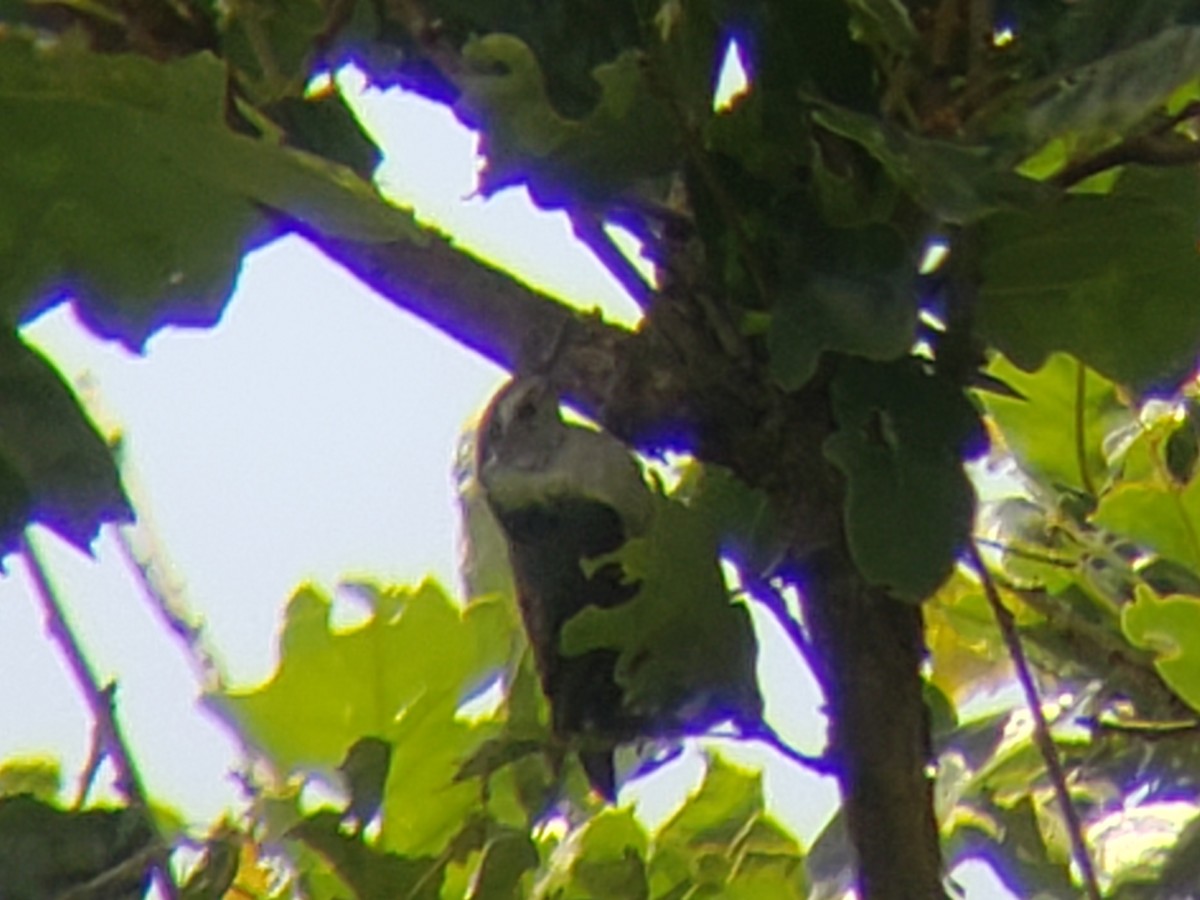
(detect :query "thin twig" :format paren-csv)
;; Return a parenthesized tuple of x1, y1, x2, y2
(56, 841, 170, 900)
(735, 563, 820, 677)
(973, 536, 1076, 569)
(967, 541, 1102, 900)
(1074, 360, 1097, 497)
(1052, 104, 1200, 189)
(729, 565, 838, 775)
(74, 693, 113, 808)
(113, 521, 226, 692)
(1085, 715, 1200, 740)
(20, 534, 180, 900)
(571, 210, 655, 309)
(738, 721, 837, 775)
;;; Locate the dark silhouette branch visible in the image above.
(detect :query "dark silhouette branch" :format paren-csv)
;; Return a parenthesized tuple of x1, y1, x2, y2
(570, 210, 655, 309)
(1052, 104, 1200, 189)
(300, 224, 630, 385)
(968, 541, 1102, 900)
(735, 563, 820, 676)
(20, 535, 179, 899)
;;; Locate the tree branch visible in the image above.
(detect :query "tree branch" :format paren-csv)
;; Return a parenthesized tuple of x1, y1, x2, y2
(296, 224, 717, 449)
(299, 224, 630, 383)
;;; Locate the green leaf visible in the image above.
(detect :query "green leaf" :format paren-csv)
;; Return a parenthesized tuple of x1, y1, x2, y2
(649, 753, 806, 899)
(1095, 474, 1200, 577)
(656, 753, 764, 848)
(208, 581, 511, 855)
(540, 807, 649, 900)
(1122, 586, 1200, 712)
(944, 798, 1078, 900)
(454, 737, 545, 784)
(0, 795, 153, 899)
(560, 492, 762, 731)
(980, 352, 1131, 495)
(766, 222, 917, 390)
(844, 0, 919, 56)
(924, 571, 1010, 705)
(977, 166, 1200, 390)
(1165, 400, 1200, 485)
(454, 34, 684, 207)
(1019, 26, 1200, 151)
(671, 461, 787, 575)
(265, 87, 383, 179)
(809, 132, 900, 228)
(0, 757, 61, 802)
(405, 0, 645, 116)
(0, 37, 420, 349)
(753, 0, 877, 111)
(824, 358, 983, 599)
(222, 0, 328, 102)
(290, 810, 444, 900)
(0, 330, 131, 555)
(1000, 0, 1200, 77)
(337, 737, 392, 830)
(810, 102, 1050, 223)
(469, 827, 540, 899)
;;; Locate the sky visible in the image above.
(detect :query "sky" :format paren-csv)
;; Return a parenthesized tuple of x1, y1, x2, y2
(0, 65, 1009, 897)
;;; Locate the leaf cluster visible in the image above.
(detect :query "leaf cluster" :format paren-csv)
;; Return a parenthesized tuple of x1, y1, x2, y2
(10, 0, 1200, 897)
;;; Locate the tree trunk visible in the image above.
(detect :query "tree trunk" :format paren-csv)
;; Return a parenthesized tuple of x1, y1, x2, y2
(798, 543, 945, 899)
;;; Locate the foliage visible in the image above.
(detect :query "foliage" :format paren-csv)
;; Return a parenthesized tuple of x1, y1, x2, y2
(6, 0, 1200, 898)
(563, 489, 762, 729)
(0, 787, 155, 899)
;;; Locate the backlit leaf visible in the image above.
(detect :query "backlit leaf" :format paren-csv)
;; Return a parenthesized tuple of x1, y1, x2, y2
(539, 807, 649, 899)
(650, 754, 806, 899)
(1095, 474, 1200, 577)
(208, 581, 510, 855)
(980, 353, 1131, 495)
(925, 571, 1011, 705)
(1122, 586, 1200, 712)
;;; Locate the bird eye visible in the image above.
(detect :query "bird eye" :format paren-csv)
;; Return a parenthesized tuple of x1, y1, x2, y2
(514, 399, 538, 422)
(485, 417, 504, 445)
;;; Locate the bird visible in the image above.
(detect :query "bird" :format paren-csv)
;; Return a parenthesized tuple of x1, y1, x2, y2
(472, 376, 657, 798)
(469, 375, 767, 800)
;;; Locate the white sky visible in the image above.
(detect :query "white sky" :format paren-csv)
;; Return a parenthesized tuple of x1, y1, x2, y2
(0, 66, 1008, 897)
